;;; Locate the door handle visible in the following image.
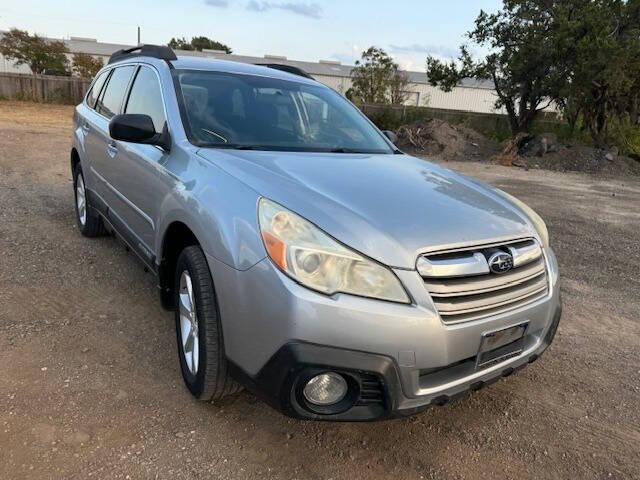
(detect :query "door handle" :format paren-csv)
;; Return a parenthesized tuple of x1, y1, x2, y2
(107, 141, 118, 157)
(81, 122, 90, 133)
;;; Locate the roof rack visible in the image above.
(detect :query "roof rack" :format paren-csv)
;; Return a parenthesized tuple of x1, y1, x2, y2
(255, 63, 314, 80)
(108, 44, 177, 65)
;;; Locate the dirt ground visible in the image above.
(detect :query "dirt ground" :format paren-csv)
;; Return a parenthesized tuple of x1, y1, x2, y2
(1, 101, 639, 480)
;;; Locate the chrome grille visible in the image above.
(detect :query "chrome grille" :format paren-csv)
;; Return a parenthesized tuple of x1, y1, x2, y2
(419, 239, 548, 324)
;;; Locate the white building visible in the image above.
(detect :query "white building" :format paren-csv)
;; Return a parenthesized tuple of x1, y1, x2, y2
(0, 33, 502, 114)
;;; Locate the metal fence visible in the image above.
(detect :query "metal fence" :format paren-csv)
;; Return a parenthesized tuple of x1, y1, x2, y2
(0, 73, 90, 104)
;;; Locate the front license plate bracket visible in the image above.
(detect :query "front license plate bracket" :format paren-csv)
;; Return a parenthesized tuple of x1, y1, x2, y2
(475, 322, 528, 370)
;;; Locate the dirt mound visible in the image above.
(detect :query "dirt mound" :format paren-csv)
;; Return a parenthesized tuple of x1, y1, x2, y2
(492, 133, 640, 176)
(397, 118, 500, 161)
(530, 145, 640, 175)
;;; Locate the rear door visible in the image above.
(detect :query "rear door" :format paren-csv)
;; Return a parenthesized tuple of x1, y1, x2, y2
(88, 65, 137, 232)
(107, 65, 171, 255)
(80, 69, 111, 199)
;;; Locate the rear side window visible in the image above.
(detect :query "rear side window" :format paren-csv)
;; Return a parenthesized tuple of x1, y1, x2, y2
(125, 66, 166, 132)
(86, 70, 109, 109)
(96, 66, 135, 119)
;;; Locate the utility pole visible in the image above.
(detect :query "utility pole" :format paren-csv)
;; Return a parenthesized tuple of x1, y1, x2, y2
(137, 26, 141, 45)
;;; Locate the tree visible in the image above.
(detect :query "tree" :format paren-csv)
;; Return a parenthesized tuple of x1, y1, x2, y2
(559, 0, 640, 145)
(389, 68, 410, 105)
(168, 37, 194, 51)
(0, 28, 69, 75)
(72, 53, 103, 78)
(190, 36, 232, 53)
(426, 2, 567, 135)
(349, 47, 399, 104)
(168, 36, 232, 53)
(427, 1, 640, 144)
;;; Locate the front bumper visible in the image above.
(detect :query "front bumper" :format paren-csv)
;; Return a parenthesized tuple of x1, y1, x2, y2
(209, 247, 562, 421)
(229, 302, 561, 421)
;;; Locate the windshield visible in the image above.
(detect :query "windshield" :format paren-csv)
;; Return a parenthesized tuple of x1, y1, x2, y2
(174, 70, 394, 154)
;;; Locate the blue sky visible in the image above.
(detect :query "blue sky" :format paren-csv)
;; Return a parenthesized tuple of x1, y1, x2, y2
(0, 0, 502, 71)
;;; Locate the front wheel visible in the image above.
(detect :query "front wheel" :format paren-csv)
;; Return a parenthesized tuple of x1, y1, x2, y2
(174, 246, 240, 401)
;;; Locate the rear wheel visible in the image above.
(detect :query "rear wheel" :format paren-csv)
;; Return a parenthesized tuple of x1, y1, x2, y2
(73, 165, 105, 237)
(174, 246, 240, 400)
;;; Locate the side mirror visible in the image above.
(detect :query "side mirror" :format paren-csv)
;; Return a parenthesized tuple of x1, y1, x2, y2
(109, 114, 170, 151)
(383, 130, 398, 144)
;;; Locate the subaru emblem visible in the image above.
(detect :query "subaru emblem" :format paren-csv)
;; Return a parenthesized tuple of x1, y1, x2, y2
(488, 252, 514, 274)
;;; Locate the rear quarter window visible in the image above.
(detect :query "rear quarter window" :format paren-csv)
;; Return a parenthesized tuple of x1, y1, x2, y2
(95, 66, 136, 119)
(85, 70, 109, 109)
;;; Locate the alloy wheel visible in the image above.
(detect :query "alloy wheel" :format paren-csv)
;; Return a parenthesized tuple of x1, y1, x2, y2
(76, 173, 87, 226)
(178, 271, 199, 375)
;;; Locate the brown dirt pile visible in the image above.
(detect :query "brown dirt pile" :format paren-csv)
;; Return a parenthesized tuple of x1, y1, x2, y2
(397, 118, 500, 161)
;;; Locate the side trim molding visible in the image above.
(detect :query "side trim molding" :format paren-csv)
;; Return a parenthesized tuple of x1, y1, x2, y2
(90, 166, 155, 229)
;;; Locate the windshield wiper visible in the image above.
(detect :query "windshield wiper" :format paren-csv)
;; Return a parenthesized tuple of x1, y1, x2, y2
(200, 143, 262, 150)
(328, 147, 370, 153)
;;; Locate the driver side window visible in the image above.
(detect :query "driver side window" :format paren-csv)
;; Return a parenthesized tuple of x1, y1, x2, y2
(125, 66, 166, 133)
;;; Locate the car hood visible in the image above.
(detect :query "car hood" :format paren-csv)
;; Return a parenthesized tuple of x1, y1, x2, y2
(196, 149, 539, 269)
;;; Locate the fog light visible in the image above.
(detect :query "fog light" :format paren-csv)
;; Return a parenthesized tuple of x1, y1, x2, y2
(303, 372, 348, 406)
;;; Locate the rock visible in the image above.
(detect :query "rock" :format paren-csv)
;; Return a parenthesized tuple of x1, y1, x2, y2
(605, 153, 615, 162)
(519, 133, 558, 157)
(286, 433, 293, 440)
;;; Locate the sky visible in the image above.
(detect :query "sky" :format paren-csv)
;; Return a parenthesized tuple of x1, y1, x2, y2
(0, 0, 502, 72)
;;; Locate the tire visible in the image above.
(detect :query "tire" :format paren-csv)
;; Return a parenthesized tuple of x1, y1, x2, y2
(73, 165, 106, 237)
(174, 245, 241, 401)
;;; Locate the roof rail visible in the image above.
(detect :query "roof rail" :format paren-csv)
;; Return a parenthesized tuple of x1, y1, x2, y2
(108, 44, 177, 65)
(255, 63, 314, 80)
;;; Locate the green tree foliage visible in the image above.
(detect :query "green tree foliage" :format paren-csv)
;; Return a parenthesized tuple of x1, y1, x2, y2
(168, 37, 193, 51)
(72, 53, 104, 78)
(0, 28, 69, 75)
(168, 36, 232, 54)
(426, 2, 565, 134)
(350, 47, 400, 104)
(556, 0, 640, 145)
(426, 1, 640, 145)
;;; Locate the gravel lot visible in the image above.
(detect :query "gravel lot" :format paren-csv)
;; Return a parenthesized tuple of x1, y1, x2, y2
(1, 101, 639, 480)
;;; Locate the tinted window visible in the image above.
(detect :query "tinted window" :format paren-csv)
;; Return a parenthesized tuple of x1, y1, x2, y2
(125, 66, 166, 132)
(175, 70, 392, 154)
(86, 70, 109, 109)
(96, 66, 135, 119)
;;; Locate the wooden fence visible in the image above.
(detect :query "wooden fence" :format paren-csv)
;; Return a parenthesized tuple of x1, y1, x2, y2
(0, 73, 90, 104)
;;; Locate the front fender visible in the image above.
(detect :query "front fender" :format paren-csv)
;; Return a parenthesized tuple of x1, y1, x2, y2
(155, 163, 266, 272)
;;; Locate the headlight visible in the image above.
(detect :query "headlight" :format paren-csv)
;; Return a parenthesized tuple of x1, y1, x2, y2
(493, 189, 549, 247)
(258, 198, 409, 303)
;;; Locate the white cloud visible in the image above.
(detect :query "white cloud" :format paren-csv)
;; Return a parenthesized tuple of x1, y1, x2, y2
(389, 43, 459, 60)
(204, 0, 229, 6)
(246, 1, 322, 19)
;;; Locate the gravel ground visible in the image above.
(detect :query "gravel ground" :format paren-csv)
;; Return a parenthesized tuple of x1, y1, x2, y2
(1, 101, 639, 480)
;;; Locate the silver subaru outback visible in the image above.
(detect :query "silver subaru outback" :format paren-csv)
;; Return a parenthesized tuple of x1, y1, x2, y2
(71, 45, 561, 421)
